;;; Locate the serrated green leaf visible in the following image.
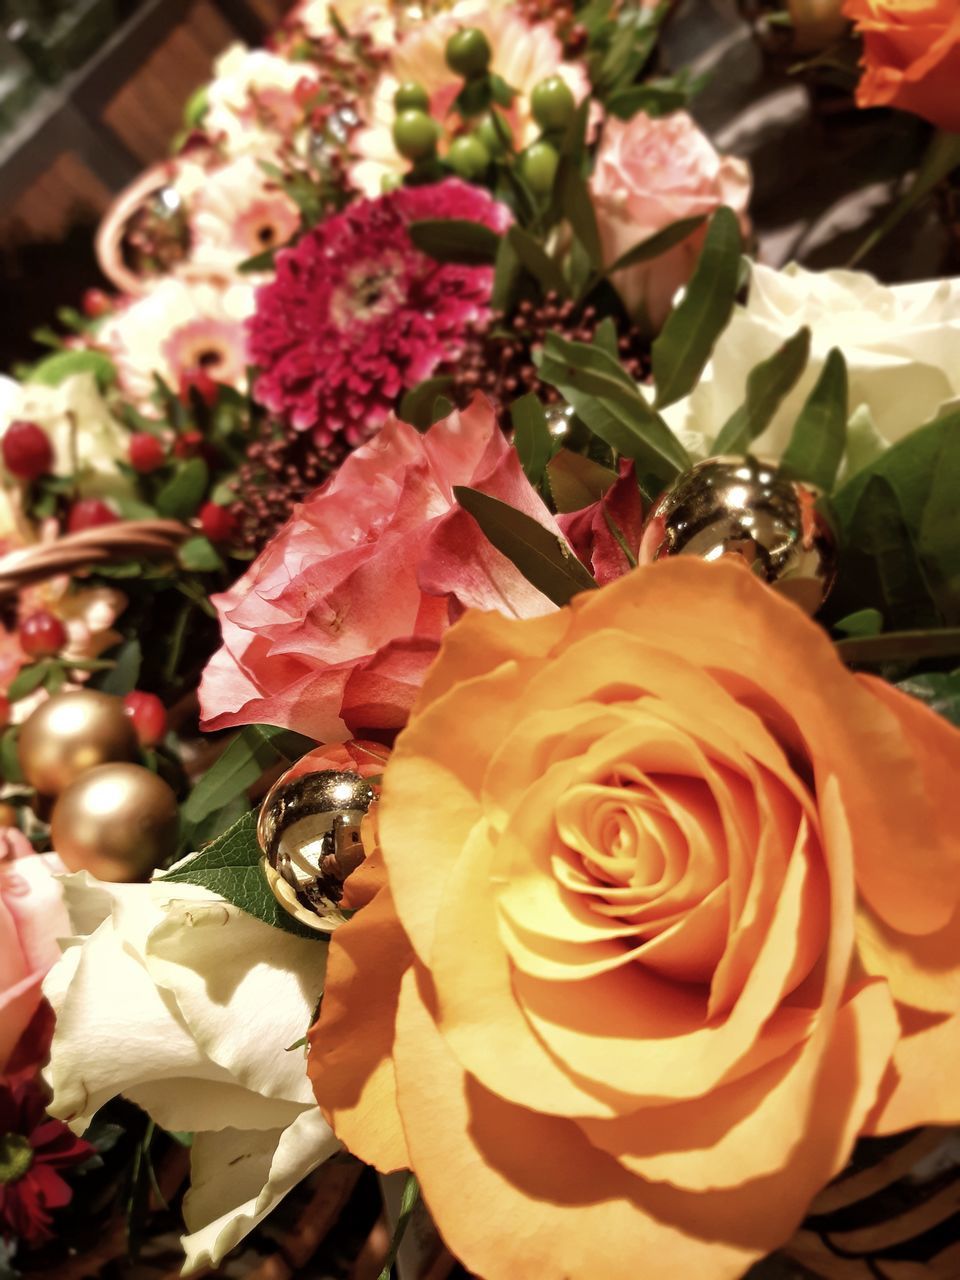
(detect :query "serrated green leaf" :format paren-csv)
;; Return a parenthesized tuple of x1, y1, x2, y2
(454, 486, 596, 606)
(511, 394, 553, 485)
(546, 449, 619, 513)
(506, 226, 568, 297)
(182, 724, 315, 825)
(651, 207, 742, 409)
(712, 327, 811, 455)
(28, 350, 116, 391)
(780, 348, 848, 491)
(896, 668, 960, 727)
(605, 215, 706, 276)
(179, 536, 226, 573)
(156, 458, 209, 520)
(535, 333, 689, 486)
(408, 219, 501, 265)
(161, 811, 325, 941)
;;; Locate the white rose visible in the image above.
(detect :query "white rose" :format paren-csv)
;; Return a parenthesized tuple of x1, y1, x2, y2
(0, 372, 133, 503)
(661, 263, 960, 468)
(43, 874, 336, 1273)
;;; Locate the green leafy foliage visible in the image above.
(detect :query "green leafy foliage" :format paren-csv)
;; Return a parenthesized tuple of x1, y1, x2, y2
(711, 328, 811, 455)
(28, 349, 116, 391)
(506, 225, 568, 297)
(651, 207, 742, 409)
(397, 377, 456, 430)
(546, 449, 618, 513)
(161, 811, 325, 941)
(602, 214, 706, 277)
(181, 724, 315, 828)
(156, 458, 209, 520)
(454, 486, 597, 606)
(178, 536, 226, 573)
(555, 158, 603, 271)
(780, 348, 848, 490)
(377, 1174, 421, 1280)
(511, 393, 554, 485)
(407, 219, 501, 264)
(98, 638, 143, 697)
(896, 669, 960, 727)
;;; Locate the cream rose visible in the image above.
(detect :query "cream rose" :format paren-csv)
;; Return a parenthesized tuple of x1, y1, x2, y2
(0, 373, 132, 503)
(42, 874, 335, 1272)
(660, 262, 960, 465)
(589, 112, 752, 330)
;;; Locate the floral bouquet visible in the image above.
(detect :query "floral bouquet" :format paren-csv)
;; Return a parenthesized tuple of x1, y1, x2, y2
(1, 1, 960, 1277)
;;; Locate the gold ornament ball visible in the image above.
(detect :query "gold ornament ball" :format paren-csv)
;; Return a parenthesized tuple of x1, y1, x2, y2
(258, 766, 377, 931)
(637, 455, 837, 614)
(50, 763, 179, 882)
(18, 690, 139, 796)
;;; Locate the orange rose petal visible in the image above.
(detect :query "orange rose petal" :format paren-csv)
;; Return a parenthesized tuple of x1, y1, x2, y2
(561, 562, 953, 935)
(392, 965, 764, 1280)
(866, 1005, 960, 1135)
(856, 902, 960, 1015)
(581, 978, 897, 1192)
(307, 885, 412, 1173)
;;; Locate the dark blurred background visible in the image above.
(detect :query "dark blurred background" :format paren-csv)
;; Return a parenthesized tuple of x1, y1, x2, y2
(0, 0, 292, 369)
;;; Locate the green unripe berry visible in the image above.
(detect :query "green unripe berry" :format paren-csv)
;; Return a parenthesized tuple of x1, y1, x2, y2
(392, 109, 440, 161)
(520, 140, 559, 196)
(394, 81, 430, 113)
(446, 134, 491, 180)
(476, 113, 513, 155)
(445, 27, 492, 79)
(381, 172, 403, 194)
(530, 76, 575, 132)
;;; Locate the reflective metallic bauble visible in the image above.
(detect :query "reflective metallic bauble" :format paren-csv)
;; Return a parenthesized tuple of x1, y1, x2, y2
(258, 766, 377, 932)
(545, 403, 575, 442)
(19, 690, 139, 796)
(51, 763, 179, 881)
(638, 455, 837, 614)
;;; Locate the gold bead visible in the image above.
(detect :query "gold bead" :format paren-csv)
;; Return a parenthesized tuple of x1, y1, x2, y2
(258, 763, 377, 931)
(18, 690, 138, 796)
(638, 455, 837, 614)
(50, 763, 179, 882)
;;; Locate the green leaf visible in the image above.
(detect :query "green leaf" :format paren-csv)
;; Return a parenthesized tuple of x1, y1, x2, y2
(833, 608, 883, 638)
(491, 231, 522, 314)
(511, 394, 553, 485)
(397, 377, 456, 431)
(0, 727, 22, 784)
(28, 349, 116, 392)
(851, 130, 960, 268)
(407, 219, 501, 265)
(179, 536, 226, 573)
(506, 226, 568, 297)
(489, 73, 516, 108)
(182, 84, 208, 127)
(156, 458, 209, 520)
(917, 423, 960, 619)
(377, 1174, 421, 1280)
(454, 486, 597, 606)
(161, 811, 325, 941)
(535, 333, 690, 486)
(780, 348, 848, 491)
(98, 638, 143, 696)
(592, 317, 620, 361)
(604, 215, 706, 276)
(712, 327, 811, 456)
(8, 662, 53, 702)
(238, 246, 280, 274)
(836, 629, 960, 666)
(182, 725, 315, 826)
(555, 158, 603, 270)
(651, 207, 743, 409)
(546, 449, 619, 513)
(896, 668, 960, 728)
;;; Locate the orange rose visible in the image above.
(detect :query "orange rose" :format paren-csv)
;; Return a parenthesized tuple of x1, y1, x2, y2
(308, 559, 960, 1279)
(845, 0, 960, 132)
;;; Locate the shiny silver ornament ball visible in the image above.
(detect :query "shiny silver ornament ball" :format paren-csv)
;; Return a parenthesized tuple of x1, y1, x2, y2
(638, 455, 837, 614)
(258, 768, 376, 932)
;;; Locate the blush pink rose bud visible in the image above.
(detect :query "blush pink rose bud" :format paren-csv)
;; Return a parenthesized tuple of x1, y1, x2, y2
(0, 831, 70, 1073)
(199, 395, 564, 743)
(556, 460, 645, 586)
(589, 112, 752, 330)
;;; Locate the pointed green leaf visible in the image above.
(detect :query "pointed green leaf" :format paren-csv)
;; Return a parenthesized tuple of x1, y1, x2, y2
(98, 638, 142, 696)
(491, 231, 522, 314)
(547, 449, 619, 513)
(454, 486, 597, 606)
(651, 207, 742, 409)
(398, 377, 456, 430)
(506, 226, 568, 297)
(511, 394, 553, 485)
(555, 158, 602, 270)
(592, 317, 620, 361)
(833, 608, 883, 639)
(28, 349, 116, 391)
(917, 423, 960, 618)
(712, 327, 811, 456)
(182, 724, 315, 825)
(535, 332, 690, 485)
(605, 215, 705, 275)
(896, 668, 960, 728)
(156, 457, 209, 520)
(408, 219, 501, 265)
(780, 348, 848, 491)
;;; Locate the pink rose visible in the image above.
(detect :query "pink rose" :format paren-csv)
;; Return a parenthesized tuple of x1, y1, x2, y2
(556, 460, 645, 585)
(200, 396, 560, 741)
(0, 835, 69, 1073)
(590, 112, 752, 329)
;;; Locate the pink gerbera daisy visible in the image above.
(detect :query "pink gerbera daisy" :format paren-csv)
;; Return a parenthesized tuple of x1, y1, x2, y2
(248, 178, 511, 444)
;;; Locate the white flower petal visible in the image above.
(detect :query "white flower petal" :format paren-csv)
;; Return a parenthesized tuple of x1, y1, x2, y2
(145, 894, 325, 1106)
(181, 1107, 339, 1273)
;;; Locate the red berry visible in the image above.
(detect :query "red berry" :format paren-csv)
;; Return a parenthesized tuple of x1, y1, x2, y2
(19, 610, 67, 658)
(82, 288, 112, 318)
(129, 432, 166, 473)
(173, 430, 204, 460)
(67, 499, 118, 533)
(179, 369, 219, 408)
(2, 421, 54, 481)
(123, 691, 168, 747)
(200, 501, 237, 544)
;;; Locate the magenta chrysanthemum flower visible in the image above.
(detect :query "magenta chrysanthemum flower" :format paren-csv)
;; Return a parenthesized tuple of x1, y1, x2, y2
(248, 179, 511, 443)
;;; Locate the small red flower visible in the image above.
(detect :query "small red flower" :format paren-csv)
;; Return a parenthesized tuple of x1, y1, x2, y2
(0, 1075, 92, 1247)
